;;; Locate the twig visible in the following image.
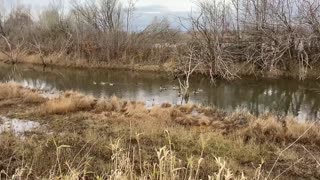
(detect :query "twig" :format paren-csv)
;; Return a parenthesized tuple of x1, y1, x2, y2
(267, 122, 315, 179)
(274, 158, 303, 180)
(302, 145, 320, 167)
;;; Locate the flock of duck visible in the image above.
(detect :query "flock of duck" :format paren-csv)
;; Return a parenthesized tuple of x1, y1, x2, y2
(93, 82, 114, 86)
(160, 85, 204, 95)
(93, 81, 204, 95)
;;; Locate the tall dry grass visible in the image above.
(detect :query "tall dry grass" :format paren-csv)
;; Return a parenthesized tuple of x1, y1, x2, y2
(240, 115, 320, 145)
(0, 83, 45, 103)
(0, 131, 257, 180)
(95, 96, 123, 113)
(41, 91, 96, 114)
(0, 83, 22, 100)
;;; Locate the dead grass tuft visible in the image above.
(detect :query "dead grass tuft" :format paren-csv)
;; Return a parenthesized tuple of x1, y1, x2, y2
(123, 101, 148, 118)
(41, 91, 96, 114)
(149, 106, 172, 121)
(23, 91, 46, 103)
(110, 96, 122, 112)
(0, 83, 23, 100)
(95, 98, 113, 112)
(0, 83, 46, 103)
(178, 104, 196, 114)
(241, 115, 320, 145)
(161, 102, 172, 108)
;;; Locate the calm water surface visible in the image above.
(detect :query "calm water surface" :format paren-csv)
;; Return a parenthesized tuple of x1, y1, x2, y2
(1, 63, 320, 120)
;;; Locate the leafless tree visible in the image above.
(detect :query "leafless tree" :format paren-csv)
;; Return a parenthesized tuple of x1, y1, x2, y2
(0, 0, 320, 81)
(189, 0, 237, 81)
(174, 45, 203, 102)
(125, 0, 136, 32)
(0, 34, 24, 64)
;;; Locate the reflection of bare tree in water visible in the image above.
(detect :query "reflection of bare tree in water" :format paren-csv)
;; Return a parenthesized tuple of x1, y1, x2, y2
(6, 64, 22, 82)
(173, 45, 203, 105)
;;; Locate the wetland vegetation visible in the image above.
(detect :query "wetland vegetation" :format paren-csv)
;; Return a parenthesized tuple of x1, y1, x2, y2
(1, 0, 320, 179)
(0, 83, 320, 179)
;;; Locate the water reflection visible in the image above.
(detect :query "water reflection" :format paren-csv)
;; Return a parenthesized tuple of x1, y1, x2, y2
(0, 63, 320, 120)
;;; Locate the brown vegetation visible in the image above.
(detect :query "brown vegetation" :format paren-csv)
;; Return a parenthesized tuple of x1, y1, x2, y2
(0, 82, 45, 103)
(0, 83, 320, 179)
(41, 91, 96, 114)
(1, 0, 320, 80)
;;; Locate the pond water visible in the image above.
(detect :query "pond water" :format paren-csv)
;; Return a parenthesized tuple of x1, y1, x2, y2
(1, 63, 320, 120)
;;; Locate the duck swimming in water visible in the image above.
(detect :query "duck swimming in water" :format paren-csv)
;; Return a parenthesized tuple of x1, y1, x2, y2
(193, 90, 201, 94)
(160, 85, 167, 91)
(93, 81, 97, 85)
(196, 88, 203, 92)
(109, 83, 114, 86)
(100, 82, 106, 85)
(172, 86, 180, 90)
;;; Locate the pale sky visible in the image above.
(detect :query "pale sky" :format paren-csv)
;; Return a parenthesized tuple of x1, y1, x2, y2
(3, 0, 194, 29)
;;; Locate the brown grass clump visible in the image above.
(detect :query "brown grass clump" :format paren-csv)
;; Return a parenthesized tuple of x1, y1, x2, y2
(161, 102, 172, 108)
(241, 116, 284, 143)
(285, 119, 320, 144)
(241, 115, 320, 145)
(0, 83, 23, 100)
(110, 96, 122, 112)
(149, 106, 172, 122)
(123, 101, 148, 118)
(178, 104, 196, 114)
(0, 83, 46, 103)
(219, 110, 255, 133)
(23, 91, 46, 103)
(41, 91, 96, 114)
(174, 114, 213, 126)
(95, 96, 126, 113)
(95, 98, 114, 112)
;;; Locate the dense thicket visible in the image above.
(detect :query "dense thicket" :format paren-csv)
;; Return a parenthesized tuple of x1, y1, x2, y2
(0, 0, 320, 80)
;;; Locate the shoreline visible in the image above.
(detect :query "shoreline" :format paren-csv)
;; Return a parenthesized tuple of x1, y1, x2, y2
(0, 82, 320, 179)
(0, 52, 167, 73)
(1, 52, 320, 80)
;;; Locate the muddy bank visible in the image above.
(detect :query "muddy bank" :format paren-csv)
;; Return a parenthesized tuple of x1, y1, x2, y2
(0, 83, 320, 179)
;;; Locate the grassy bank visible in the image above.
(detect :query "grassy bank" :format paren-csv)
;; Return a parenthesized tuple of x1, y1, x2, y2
(0, 83, 320, 179)
(2, 52, 320, 79)
(0, 52, 166, 73)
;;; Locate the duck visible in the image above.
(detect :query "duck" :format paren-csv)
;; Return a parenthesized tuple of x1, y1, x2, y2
(196, 88, 204, 92)
(172, 86, 180, 90)
(160, 85, 167, 91)
(100, 82, 106, 85)
(93, 81, 97, 85)
(109, 83, 114, 86)
(193, 90, 201, 94)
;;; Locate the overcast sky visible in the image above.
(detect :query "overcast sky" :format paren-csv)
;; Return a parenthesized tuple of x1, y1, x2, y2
(3, 0, 195, 29)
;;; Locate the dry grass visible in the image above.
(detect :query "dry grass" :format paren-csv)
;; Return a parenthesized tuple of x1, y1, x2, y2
(241, 115, 320, 145)
(124, 101, 148, 118)
(95, 96, 126, 113)
(0, 83, 23, 100)
(0, 83, 46, 103)
(0, 131, 255, 180)
(149, 106, 172, 121)
(1, 84, 320, 179)
(41, 91, 96, 114)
